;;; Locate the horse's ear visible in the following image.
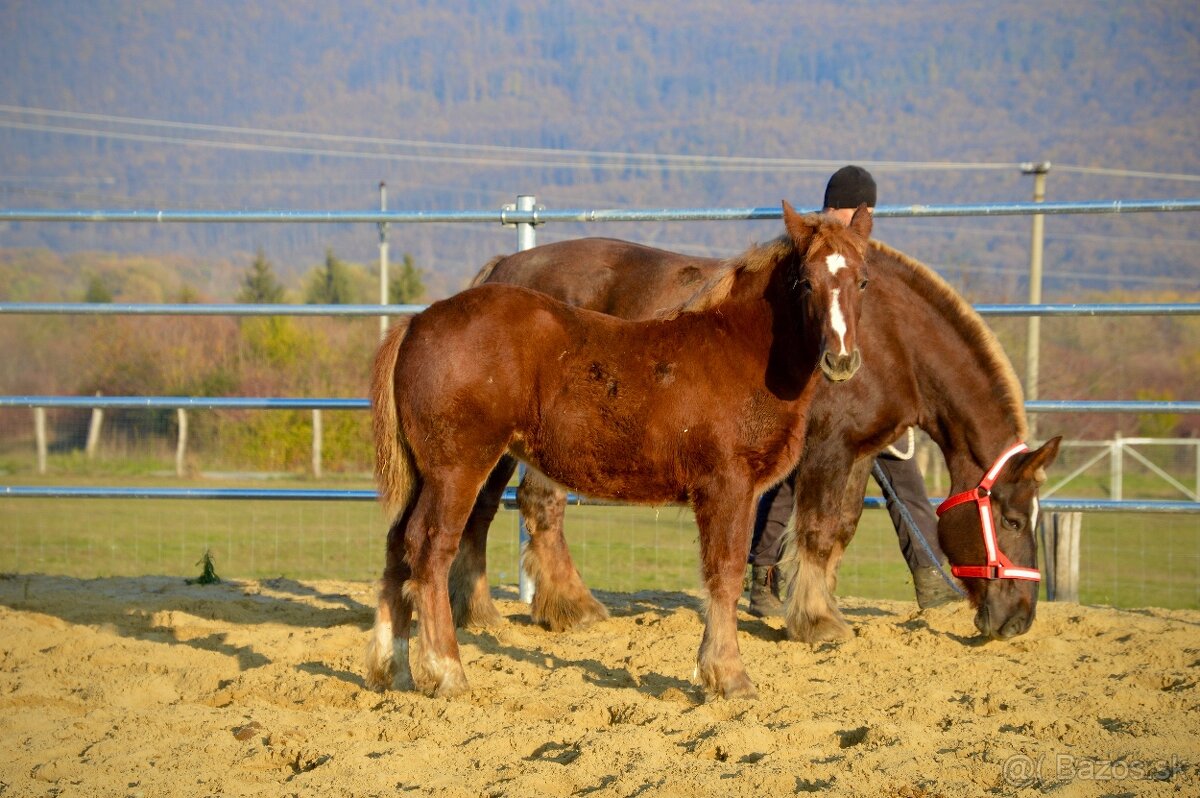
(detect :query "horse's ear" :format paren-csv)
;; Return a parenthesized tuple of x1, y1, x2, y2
(849, 204, 873, 240)
(782, 200, 817, 248)
(1016, 436, 1062, 485)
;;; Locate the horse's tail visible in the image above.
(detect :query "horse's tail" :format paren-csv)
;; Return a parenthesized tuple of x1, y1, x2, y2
(469, 254, 507, 288)
(371, 315, 418, 518)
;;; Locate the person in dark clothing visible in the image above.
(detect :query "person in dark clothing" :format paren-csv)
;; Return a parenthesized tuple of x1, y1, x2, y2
(747, 166, 961, 616)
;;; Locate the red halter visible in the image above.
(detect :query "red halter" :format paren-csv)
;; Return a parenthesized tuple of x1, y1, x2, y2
(936, 442, 1041, 582)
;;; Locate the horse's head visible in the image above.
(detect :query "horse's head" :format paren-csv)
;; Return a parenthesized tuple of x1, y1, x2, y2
(937, 437, 1062, 640)
(781, 200, 872, 382)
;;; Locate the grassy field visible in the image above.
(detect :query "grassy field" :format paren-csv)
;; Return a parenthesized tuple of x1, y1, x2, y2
(1, 465, 1196, 610)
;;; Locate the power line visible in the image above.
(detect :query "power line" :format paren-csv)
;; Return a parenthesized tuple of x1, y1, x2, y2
(1055, 165, 1200, 183)
(7, 105, 1200, 183)
(0, 105, 1021, 173)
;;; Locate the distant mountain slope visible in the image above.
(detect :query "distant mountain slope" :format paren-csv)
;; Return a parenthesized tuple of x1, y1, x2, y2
(1, 0, 1197, 297)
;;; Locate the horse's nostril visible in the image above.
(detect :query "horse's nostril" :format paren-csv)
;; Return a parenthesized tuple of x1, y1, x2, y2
(999, 615, 1030, 639)
(974, 606, 991, 637)
(820, 349, 861, 381)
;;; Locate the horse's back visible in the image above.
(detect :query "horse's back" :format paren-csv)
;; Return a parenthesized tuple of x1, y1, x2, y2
(483, 237, 722, 320)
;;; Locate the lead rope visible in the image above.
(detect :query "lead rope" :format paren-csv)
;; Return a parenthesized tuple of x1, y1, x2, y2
(871, 461, 966, 598)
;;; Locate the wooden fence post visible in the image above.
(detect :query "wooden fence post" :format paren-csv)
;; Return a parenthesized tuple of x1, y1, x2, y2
(312, 409, 323, 479)
(34, 407, 47, 475)
(175, 408, 188, 478)
(1041, 511, 1081, 602)
(86, 392, 104, 459)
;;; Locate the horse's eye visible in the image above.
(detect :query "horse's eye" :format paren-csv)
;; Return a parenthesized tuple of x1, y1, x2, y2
(858, 278, 869, 291)
(1001, 515, 1021, 531)
(798, 278, 813, 294)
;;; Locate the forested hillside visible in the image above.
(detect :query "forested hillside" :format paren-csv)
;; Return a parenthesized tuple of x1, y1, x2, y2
(1, 0, 1198, 298)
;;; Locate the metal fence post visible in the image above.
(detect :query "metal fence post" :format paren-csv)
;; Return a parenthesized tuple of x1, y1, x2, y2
(378, 181, 390, 339)
(1021, 161, 1050, 440)
(512, 194, 539, 603)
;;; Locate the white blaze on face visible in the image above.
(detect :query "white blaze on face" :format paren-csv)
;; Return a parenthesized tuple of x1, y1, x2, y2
(824, 253, 851, 356)
(1030, 496, 1040, 536)
(829, 288, 848, 356)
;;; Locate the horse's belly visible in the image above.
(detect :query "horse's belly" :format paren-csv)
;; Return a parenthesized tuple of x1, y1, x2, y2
(513, 417, 692, 505)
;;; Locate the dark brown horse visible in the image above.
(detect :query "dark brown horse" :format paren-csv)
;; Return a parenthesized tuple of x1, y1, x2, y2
(365, 204, 873, 699)
(450, 235, 1061, 646)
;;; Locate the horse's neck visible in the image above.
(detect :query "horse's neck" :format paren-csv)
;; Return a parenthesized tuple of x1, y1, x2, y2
(905, 294, 1025, 491)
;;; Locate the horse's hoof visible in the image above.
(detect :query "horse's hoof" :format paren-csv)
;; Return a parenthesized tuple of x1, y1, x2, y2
(719, 677, 758, 701)
(789, 616, 852, 644)
(364, 669, 392, 692)
(532, 592, 610, 632)
(455, 597, 504, 630)
(433, 672, 470, 699)
(364, 639, 396, 691)
(695, 664, 758, 700)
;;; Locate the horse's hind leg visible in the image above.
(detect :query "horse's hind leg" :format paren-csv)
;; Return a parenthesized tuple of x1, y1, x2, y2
(366, 509, 417, 691)
(406, 471, 486, 698)
(449, 456, 517, 629)
(521, 469, 610, 631)
(787, 455, 872, 643)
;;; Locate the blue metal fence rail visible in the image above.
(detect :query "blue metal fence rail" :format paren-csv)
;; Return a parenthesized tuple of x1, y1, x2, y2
(3, 197, 1199, 225)
(4, 395, 1200, 414)
(3, 301, 1200, 318)
(1, 484, 1196, 516)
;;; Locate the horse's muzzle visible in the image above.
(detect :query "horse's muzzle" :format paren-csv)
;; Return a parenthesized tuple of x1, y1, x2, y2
(820, 348, 862, 382)
(974, 604, 1035, 640)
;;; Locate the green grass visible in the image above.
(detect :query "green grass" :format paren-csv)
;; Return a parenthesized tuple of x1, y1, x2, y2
(1, 471, 1196, 609)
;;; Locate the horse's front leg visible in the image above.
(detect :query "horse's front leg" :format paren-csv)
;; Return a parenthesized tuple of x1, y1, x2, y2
(693, 481, 757, 699)
(448, 456, 516, 629)
(520, 469, 610, 631)
(787, 453, 871, 643)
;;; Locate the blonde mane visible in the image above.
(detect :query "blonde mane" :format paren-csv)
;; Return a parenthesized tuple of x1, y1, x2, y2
(653, 236, 791, 320)
(869, 240, 1028, 438)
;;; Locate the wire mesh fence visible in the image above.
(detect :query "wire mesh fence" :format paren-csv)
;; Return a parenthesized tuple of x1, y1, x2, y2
(2, 408, 1197, 609)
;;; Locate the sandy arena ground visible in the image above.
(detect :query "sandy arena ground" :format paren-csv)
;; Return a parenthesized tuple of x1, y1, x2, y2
(0, 574, 1196, 797)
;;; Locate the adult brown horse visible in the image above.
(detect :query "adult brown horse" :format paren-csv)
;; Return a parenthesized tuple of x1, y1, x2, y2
(450, 235, 1061, 646)
(366, 204, 873, 699)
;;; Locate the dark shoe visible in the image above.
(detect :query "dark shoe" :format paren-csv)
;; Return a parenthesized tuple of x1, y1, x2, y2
(913, 566, 962, 609)
(748, 565, 785, 617)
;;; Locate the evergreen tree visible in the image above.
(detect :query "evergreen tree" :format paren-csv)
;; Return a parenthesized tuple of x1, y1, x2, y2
(305, 248, 356, 305)
(84, 273, 114, 303)
(389, 253, 427, 304)
(238, 248, 286, 304)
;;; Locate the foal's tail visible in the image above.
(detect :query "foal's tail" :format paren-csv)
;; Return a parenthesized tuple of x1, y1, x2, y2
(370, 315, 418, 518)
(469, 254, 506, 288)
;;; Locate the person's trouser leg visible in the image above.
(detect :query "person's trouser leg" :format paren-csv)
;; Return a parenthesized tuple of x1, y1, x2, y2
(874, 455, 942, 570)
(746, 473, 794, 616)
(873, 455, 960, 607)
